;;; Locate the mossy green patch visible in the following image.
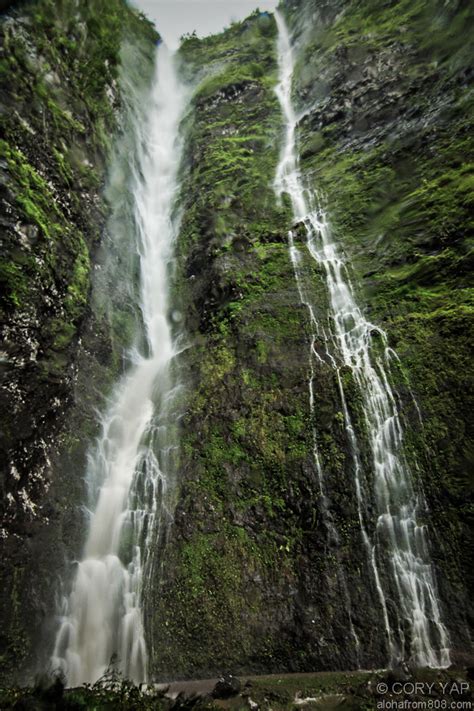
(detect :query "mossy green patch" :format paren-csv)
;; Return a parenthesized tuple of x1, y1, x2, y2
(293, 0, 474, 649)
(0, 0, 159, 684)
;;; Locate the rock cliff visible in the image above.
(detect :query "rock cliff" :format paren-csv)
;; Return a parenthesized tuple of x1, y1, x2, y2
(0, 0, 472, 684)
(0, 0, 158, 681)
(148, 0, 473, 676)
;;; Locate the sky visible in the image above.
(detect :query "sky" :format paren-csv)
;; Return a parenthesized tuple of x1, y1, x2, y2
(130, 0, 279, 48)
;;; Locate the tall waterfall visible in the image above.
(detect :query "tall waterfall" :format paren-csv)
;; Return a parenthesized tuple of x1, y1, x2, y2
(51, 44, 188, 686)
(273, 10, 450, 669)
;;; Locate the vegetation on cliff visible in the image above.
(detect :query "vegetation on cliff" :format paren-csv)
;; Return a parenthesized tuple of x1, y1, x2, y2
(148, 0, 473, 677)
(148, 10, 322, 676)
(0, 0, 472, 688)
(0, 0, 158, 682)
(289, 0, 474, 655)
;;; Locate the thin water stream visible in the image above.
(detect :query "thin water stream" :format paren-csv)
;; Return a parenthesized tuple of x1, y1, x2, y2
(274, 10, 450, 669)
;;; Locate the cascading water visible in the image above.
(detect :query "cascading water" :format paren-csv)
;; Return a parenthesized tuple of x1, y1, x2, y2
(274, 10, 450, 669)
(51, 43, 188, 686)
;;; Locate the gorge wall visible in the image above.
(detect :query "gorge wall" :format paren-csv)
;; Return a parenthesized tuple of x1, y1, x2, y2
(0, 0, 158, 681)
(147, 0, 473, 677)
(0, 0, 473, 684)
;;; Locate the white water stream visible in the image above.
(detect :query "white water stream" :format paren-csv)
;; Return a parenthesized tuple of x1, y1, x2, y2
(51, 44, 188, 686)
(274, 10, 450, 668)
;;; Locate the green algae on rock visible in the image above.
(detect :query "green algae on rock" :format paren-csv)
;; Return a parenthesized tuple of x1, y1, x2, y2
(286, 0, 474, 661)
(0, 0, 472, 686)
(0, 0, 158, 683)
(147, 0, 473, 676)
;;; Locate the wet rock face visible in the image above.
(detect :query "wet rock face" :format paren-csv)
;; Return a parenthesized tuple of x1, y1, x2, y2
(299, 41, 411, 140)
(148, 0, 473, 677)
(147, 11, 381, 678)
(286, 0, 474, 656)
(0, 0, 158, 682)
(1, 0, 472, 685)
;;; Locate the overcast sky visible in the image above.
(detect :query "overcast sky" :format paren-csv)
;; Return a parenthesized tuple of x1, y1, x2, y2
(130, 0, 279, 48)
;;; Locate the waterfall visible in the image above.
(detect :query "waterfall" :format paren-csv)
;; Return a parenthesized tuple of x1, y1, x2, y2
(51, 43, 188, 686)
(273, 10, 450, 669)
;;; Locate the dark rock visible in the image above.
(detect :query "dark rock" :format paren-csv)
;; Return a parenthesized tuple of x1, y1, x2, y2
(0, 0, 159, 683)
(212, 675, 242, 699)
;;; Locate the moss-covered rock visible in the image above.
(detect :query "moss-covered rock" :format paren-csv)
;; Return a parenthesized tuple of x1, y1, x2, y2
(286, 0, 474, 660)
(148, 9, 372, 678)
(0, 0, 158, 683)
(147, 0, 473, 677)
(1, 0, 472, 685)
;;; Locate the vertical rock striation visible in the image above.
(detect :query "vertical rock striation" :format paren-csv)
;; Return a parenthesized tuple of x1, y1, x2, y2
(281, 0, 474, 664)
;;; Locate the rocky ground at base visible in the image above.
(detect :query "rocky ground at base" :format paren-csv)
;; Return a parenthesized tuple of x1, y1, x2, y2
(0, 667, 472, 710)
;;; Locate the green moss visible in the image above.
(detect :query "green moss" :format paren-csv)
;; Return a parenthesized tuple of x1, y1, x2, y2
(0, 0, 160, 682)
(65, 236, 91, 320)
(3, 142, 62, 242)
(52, 147, 73, 185)
(50, 320, 76, 351)
(152, 522, 296, 673)
(0, 262, 29, 308)
(1, 139, 93, 340)
(148, 10, 319, 675)
(292, 0, 474, 642)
